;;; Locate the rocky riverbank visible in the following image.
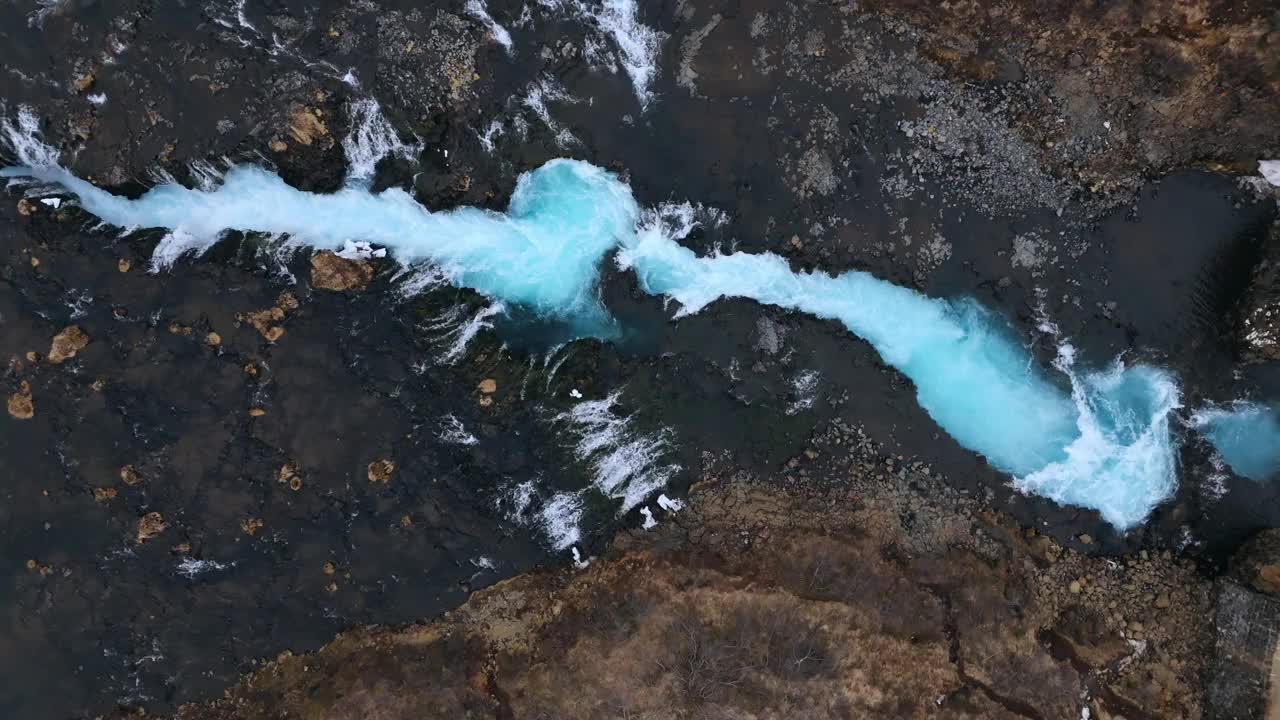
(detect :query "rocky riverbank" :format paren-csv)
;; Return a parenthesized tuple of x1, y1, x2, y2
(2, 0, 1279, 718)
(173, 441, 1278, 720)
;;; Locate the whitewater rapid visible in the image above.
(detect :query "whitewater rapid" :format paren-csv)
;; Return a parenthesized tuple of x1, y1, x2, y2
(4, 107, 1272, 528)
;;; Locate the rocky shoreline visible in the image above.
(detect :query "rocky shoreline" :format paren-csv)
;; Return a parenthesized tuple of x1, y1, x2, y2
(171, 446, 1280, 719)
(2, 0, 1279, 718)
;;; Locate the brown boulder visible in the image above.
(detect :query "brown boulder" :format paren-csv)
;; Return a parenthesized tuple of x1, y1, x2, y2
(367, 459, 395, 483)
(48, 325, 90, 364)
(7, 381, 33, 419)
(136, 512, 166, 543)
(310, 251, 374, 291)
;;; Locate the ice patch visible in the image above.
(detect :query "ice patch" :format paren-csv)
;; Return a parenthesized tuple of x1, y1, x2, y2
(1260, 160, 1280, 187)
(640, 505, 657, 529)
(478, 119, 504, 153)
(465, 0, 514, 52)
(657, 493, 684, 513)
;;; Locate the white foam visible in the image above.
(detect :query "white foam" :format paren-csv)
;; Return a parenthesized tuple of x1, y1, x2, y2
(151, 229, 215, 271)
(187, 159, 226, 192)
(335, 240, 386, 260)
(478, 119, 504, 153)
(578, 0, 663, 108)
(540, 491, 584, 550)
(342, 98, 418, 186)
(522, 78, 579, 146)
(176, 557, 232, 579)
(439, 413, 480, 445)
(2, 107, 62, 169)
(555, 391, 678, 512)
(87, 93, 107, 106)
(465, 0, 515, 52)
(432, 302, 506, 365)
(1015, 354, 1181, 529)
(501, 479, 537, 521)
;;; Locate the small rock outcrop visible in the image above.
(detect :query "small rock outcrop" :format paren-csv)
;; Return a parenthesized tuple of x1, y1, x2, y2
(310, 251, 374, 291)
(47, 325, 90, 364)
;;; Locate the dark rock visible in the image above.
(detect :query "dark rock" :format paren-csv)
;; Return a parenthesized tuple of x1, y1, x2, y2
(1231, 529, 1280, 596)
(1206, 581, 1280, 720)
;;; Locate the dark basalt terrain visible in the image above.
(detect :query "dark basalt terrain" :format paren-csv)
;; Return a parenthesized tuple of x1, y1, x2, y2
(1, 0, 1278, 718)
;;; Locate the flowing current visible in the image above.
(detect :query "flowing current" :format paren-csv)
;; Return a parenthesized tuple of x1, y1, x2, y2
(3, 107, 1250, 530)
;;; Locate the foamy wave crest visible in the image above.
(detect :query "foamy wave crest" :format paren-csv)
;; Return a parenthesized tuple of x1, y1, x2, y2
(494, 480, 584, 551)
(593, 0, 662, 108)
(420, 302, 506, 365)
(439, 413, 479, 445)
(555, 390, 679, 513)
(539, 491, 585, 550)
(1, 106, 61, 171)
(342, 98, 419, 186)
(1015, 347, 1181, 529)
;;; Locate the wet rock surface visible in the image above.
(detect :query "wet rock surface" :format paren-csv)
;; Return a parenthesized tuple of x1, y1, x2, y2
(0, 0, 1278, 717)
(1239, 221, 1280, 363)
